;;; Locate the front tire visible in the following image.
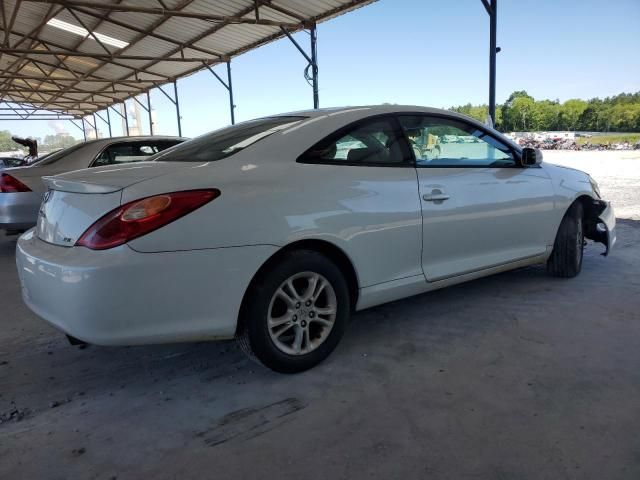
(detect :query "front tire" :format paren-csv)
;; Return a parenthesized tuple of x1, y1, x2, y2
(237, 250, 350, 373)
(547, 202, 584, 278)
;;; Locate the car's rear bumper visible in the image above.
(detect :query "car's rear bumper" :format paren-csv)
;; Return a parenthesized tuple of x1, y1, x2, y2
(0, 191, 40, 230)
(16, 230, 278, 345)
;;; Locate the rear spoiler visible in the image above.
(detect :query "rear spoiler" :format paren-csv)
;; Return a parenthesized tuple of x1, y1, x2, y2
(42, 176, 123, 194)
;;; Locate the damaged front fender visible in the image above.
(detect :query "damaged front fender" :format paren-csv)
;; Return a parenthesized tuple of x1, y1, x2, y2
(583, 199, 616, 256)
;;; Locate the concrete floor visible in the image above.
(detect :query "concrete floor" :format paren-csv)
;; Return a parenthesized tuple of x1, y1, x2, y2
(1, 152, 639, 480)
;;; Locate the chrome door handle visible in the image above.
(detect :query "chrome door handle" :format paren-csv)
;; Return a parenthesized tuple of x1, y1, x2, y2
(422, 193, 450, 201)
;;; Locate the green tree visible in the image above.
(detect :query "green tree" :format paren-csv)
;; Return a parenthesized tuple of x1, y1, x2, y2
(0, 130, 17, 151)
(450, 90, 640, 133)
(500, 91, 534, 131)
(41, 133, 79, 150)
(560, 99, 588, 131)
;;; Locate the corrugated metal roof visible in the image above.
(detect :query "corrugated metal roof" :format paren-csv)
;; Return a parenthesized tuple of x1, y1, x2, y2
(0, 0, 376, 119)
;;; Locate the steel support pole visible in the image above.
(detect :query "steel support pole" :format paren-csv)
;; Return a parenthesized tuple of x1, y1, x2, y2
(82, 118, 87, 141)
(488, 0, 497, 126)
(173, 80, 182, 137)
(123, 102, 130, 136)
(92, 114, 98, 139)
(146, 91, 153, 135)
(227, 61, 235, 125)
(281, 25, 319, 109)
(106, 107, 112, 137)
(310, 23, 319, 109)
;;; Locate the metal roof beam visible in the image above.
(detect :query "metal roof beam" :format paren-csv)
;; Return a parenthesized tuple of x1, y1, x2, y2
(4, 88, 99, 107)
(3, 87, 138, 96)
(5, 96, 112, 104)
(0, 74, 152, 84)
(68, 4, 224, 58)
(58, 0, 203, 109)
(0, 4, 62, 97)
(480, 0, 493, 15)
(24, 0, 302, 27)
(0, 113, 78, 117)
(0, 74, 158, 91)
(1, 31, 172, 80)
(0, 114, 80, 118)
(37, 0, 128, 110)
(0, 48, 221, 63)
(4, 0, 23, 48)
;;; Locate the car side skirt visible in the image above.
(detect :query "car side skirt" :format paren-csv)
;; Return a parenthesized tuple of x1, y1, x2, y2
(356, 252, 549, 311)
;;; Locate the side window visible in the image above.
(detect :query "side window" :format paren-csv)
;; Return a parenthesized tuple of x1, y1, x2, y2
(398, 116, 516, 167)
(93, 144, 133, 167)
(147, 140, 183, 155)
(92, 141, 180, 167)
(299, 118, 410, 165)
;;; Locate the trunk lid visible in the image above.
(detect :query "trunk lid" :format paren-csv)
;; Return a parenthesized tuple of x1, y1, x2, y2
(36, 161, 201, 246)
(44, 161, 189, 191)
(36, 189, 123, 246)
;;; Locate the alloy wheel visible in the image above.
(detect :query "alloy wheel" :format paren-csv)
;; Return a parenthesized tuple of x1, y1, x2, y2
(267, 271, 337, 355)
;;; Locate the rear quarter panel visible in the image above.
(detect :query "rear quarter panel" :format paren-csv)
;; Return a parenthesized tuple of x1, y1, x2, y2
(125, 114, 424, 288)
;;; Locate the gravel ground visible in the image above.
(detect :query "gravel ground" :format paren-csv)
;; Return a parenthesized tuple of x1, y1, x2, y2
(1, 151, 639, 480)
(543, 150, 640, 220)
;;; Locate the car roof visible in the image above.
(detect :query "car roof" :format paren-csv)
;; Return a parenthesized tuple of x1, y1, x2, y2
(270, 105, 470, 120)
(76, 135, 188, 147)
(265, 105, 520, 151)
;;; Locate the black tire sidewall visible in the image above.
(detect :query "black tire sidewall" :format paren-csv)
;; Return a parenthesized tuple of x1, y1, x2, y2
(566, 203, 584, 273)
(548, 202, 584, 277)
(242, 251, 350, 373)
(574, 212, 584, 271)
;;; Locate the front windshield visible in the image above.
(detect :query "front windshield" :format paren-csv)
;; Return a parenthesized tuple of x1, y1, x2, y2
(153, 116, 306, 163)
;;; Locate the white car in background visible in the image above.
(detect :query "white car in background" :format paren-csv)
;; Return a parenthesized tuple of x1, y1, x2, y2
(1, 136, 186, 232)
(16, 106, 616, 373)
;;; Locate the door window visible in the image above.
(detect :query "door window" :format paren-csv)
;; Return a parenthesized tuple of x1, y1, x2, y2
(398, 116, 516, 167)
(298, 118, 411, 165)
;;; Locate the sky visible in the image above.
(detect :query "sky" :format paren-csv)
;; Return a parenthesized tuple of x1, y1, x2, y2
(3, 0, 640, 141)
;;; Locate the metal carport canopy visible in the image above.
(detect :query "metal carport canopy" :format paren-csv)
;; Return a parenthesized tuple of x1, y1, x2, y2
(0, 0, 376, 129)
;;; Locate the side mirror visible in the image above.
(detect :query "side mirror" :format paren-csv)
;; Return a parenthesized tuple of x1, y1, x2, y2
(521, 147, 543, 166)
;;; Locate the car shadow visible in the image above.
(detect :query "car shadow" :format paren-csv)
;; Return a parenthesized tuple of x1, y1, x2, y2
(1, 219, 637, 424)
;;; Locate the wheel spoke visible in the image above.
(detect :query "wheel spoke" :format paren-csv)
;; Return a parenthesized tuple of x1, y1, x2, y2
(276, 287, 296, 307)
(268, 312, 292, 327)
(311, 277, 327, 303)
(292, 326, 303, 352)
(286, 279, 301, 301)
(301, 274, 320, 301)
(310, 317, 333, 328)
(314, 305, 336, 316)
(272, 322, 294, 338)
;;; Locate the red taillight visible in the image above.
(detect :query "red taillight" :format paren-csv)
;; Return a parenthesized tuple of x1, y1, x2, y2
(76, 189, 220, 250)
(0, 173, 32, 193)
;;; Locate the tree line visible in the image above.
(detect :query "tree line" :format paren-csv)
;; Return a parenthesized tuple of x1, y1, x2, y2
(0, 130, 79, 153)
(451, 91, 640, 133)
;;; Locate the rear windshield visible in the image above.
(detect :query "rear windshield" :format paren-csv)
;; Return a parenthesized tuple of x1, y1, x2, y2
(152, 116, 306, 163)
(37, 142, 89, 166)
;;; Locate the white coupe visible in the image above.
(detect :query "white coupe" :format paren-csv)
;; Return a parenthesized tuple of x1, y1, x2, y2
(16, 106, 616, 373)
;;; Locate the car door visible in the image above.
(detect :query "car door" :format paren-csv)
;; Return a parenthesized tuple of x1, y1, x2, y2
(398, 114, 556, 281)
(297, 116, 423, 287)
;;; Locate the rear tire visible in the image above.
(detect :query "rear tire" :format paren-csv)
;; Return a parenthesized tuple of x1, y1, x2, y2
(236, 250, 350, 373)
(547, 202, 584, 278)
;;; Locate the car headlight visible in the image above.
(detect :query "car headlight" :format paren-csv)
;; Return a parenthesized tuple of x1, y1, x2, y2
(589, 177, 601, 198)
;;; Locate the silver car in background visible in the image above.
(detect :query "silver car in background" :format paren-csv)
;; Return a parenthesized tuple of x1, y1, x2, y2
(0, 136, 186, 232)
